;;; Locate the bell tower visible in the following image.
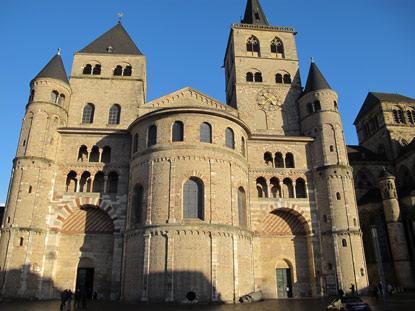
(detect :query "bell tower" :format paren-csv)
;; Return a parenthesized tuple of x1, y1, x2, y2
(224, 0, 302, 135)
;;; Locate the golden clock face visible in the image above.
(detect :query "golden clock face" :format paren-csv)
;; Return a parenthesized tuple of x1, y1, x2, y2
(257, 89, 281, 110)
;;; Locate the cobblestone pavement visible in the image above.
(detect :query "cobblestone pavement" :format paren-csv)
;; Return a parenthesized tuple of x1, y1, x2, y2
(1, 293, 414, 311)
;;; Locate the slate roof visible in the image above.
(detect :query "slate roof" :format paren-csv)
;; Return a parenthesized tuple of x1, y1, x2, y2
(33, 53, 69, 85)
(347, 145, 388, 163)
(302, 62, 331, 96)
(241, 0, 269, 25)
(78, 23, 142, 55)
(354, 92, 415, 124)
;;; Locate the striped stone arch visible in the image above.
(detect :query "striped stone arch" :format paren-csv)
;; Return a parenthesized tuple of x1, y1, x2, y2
(253, 204, 311, 235)
(51, 197, 121, 233)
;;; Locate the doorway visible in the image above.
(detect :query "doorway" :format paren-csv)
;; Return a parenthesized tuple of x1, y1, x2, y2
(76, 268, 94, 299)
(276, 268, 292, 298)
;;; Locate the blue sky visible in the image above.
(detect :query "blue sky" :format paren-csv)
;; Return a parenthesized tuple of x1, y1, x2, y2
(0, 0, 414, 203)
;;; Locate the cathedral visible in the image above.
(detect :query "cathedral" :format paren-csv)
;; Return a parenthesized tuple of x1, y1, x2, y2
(0, 0, 413, 303)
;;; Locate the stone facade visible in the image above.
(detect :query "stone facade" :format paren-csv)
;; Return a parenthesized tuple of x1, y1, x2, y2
(0, 1, 372, 303)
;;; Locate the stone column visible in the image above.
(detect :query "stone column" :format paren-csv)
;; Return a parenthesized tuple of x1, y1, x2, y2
(165, 232, 174, 302)
(141, 232, 151, 301)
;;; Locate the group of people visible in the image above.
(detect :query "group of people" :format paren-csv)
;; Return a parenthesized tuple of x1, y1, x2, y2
(60, 288, 87, 310)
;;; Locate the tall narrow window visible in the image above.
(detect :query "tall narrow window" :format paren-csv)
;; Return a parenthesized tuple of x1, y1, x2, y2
(83, 64, 92, 74)
(264, 152, 273, 167)
(283, 178, 294, 198)
(246, 35, 260, 56)
(275, 152, 284, 168)
(256, 177, 268, 198)
(50, 91, 58, 103)
(275, 73, 283, 83)
(101, 146, 111, 163)
(108, 172, 119, 193)
(225, 128, 234, 149)
(270, 37, 284, 58)
(113, 65, 122, 76)
(78, 145, 88, 162)
(93, 64, 101, 75)
(246, 72, 254, 82)
(123, 66, 132, 76)
(314, 100, 321, 111)
(336, 192, 341, 200)
(133, 133, 138, 153)
(238, 187, 247, 227)
(200, 122, 212, 143)
(172, 121, 184, 142)
(285, 153, 295, 168)
(270, 177, 281, 198)
(183, 178, 204, 220)
(108, 104, 121, 124)
(241, 137, 246, 157)
(132, 185, 144, 225)
(66, 171, 77, 192)
(283, 74, 291, 84)
(79, 171, 91, 192)
(148, 125, 157, 147)
(254, 72, 263, 82)
(92, 171, 105, 192)
(89, 146, 99, 162)
(82, 104, 95, 124)
(29, 90, 35, 102)
(58, 94, 65, 105)
(295, 178, 307, 198)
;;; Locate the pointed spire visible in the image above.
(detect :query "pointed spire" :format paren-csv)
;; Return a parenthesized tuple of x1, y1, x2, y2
(241, 0, 269, 25)
(303, 61, 331, 95)
(78, 23, 142, 55)
(33, 52, 69, 85)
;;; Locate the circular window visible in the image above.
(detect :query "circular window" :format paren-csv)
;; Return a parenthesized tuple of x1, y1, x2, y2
(186, 291, 196, 301)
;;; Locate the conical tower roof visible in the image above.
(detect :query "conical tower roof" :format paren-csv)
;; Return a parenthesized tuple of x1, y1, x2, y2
(78, 23, 142, 55)
(303, 61, 331, 95)
(241, 0, 269, 25)
(33, 52, 69, 85)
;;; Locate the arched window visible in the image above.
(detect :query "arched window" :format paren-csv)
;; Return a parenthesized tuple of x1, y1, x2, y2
(148, 125, 157, 147)
(398, 110, 405, 123)
(270, 37, 284, 58)
(264, 152, 273, 167)
(238, 187, 247, 227)
(256, 177, 268, 198)
(225, 128, 234, 149)
(275, 73, 283, 83)
(295, 178, 307, 198)
(92, 171, 105, 192)
(254, 72, 263, 82)
(200, 122, 212, 143)
(334, 101, 338, 111)
(82, 104, 95, 124)
(283, 178, 294, 198)
(270, 177, 281, 198)
(108, 104, 121, 124)
(342, 239, 347, 247)
(123, 66, 132, 76)
(133, 134, 138, 153)
(314, 100, 321, 111)
(241, 137, 246, 157)
(172, 121, 184, 142)
(407, 110, 414, 124)
(66, 171, 77, 192)
(79, 171, 91, 192)
(393, 110, 399, 123)
(283, 74, 291, 84)
(330, 145, 334, 152)
(246, 72, 254, 82)
(58, 94, 65, 105)
(336, 192, 341, 200)
(183, 178, 204, 220)
(275, 152, 284, 168)
(132, 185, 144, 225)
(285, 153, 295, 168)
(101, 146, 111, 163)
(29, 90, 35, 102)
(50, 91, 58, 103)
(20, 237, 24, 246)
(89, 146, 99, 162)
(246, 35, 260, 56)
(78, 145, 88, 162)
(113, 65, 123, 76)
(83, 64, 92, 74)
(93, 64, 101, 75)
(108, 172, 118, 193)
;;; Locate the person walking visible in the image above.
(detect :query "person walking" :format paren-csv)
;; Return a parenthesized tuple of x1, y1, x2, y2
(350, 284, 355, 296)
(74, 289, 81, 309)
(66, 289, 73, 310)
(338, 288, 344, 297)
(60, 289, 68, 310)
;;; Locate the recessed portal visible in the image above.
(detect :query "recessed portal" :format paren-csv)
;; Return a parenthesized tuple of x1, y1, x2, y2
(276, 268, 292, 298)
(76, 267, 94, 299)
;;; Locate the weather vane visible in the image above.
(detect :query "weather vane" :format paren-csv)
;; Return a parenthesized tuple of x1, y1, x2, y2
(310, 56, 314, 63)
(58, 48, 61, 55)
(118, 13, 124, 23)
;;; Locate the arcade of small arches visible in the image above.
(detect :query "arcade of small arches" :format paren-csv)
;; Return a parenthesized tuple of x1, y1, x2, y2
(256, 176, 307, 199)
(77, 145, 111, 163)
(131, 122, 246, 156)
(65, 170, 119, 194)
(28, 89, 66, 105)
(246, 35, 285, 58)
(306, 100, 338, 115)
(264, 151, 295, 168)
(361, 115, 379, 139)
(82, 63, 132, 77)
(245, 71, 291, 84)
(392, 107, 415, 125)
